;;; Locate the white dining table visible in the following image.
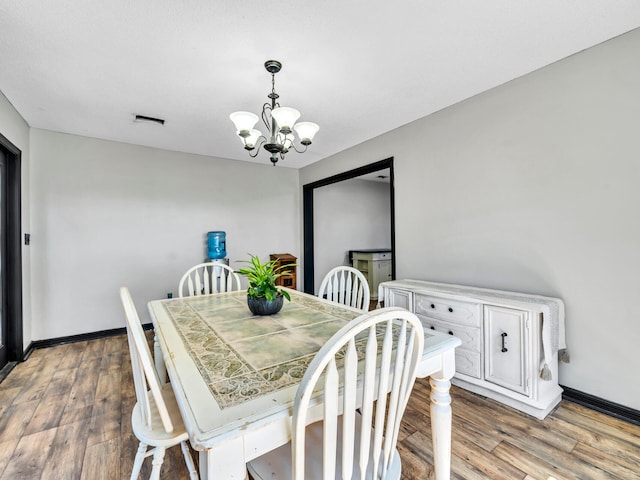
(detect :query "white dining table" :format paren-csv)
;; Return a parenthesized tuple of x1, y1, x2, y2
(148, 288, 461, 479)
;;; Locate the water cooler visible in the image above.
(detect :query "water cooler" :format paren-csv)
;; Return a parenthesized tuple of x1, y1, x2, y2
(206, 231, 229, 266)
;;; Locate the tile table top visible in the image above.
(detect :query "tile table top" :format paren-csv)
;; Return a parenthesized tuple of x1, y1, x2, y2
(162, 290, 362, 408)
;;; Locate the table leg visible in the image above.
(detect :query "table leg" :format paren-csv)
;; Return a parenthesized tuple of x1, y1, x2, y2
(153, 334, 167, 384)
(199, 437, 248, 480)
(430, 376, 452, 480)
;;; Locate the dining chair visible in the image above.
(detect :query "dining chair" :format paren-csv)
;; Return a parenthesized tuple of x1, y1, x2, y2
(318, 265, 371, 311)
(120, 287, 199, 480)
(178, 262, 241, 298)
(246, 307, 425, 480)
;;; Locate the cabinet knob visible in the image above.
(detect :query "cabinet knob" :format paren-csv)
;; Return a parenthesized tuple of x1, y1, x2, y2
(430, 326, 435, 330)
(448, 330, 454, 335)
(430, 304, 435, 309)
(448, 307, 453, 313)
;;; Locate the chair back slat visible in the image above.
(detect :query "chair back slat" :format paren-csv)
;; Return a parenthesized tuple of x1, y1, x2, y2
(382, 320, 408, 471)
(120, 287, 174, 433)
(342, 272, 351, 306)
(292, 308, 424, 479)
(217, 266, 228, 293)
(187, 275, 196, 297)
(126, 328, 150, 424)
(341, 338, 358, 477)
(201, 269, 210, 296)
(358, 326, 378, 479)
(196, 270, 205, 296)
(178, 262, 242, 298)
(322, 359, 339, 480)
(318, 266, 371, 312)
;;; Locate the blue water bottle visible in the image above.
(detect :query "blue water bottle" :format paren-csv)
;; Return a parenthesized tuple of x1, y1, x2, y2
(207, 231, 226, 260)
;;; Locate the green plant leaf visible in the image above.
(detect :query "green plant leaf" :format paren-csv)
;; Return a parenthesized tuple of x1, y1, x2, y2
(237, 254, 293, 302)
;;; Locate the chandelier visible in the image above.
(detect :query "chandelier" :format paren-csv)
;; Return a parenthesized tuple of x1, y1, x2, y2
(230, 60, 319, 166)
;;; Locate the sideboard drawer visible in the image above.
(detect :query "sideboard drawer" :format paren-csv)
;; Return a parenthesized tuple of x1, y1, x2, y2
(420, 316, 481, 353)
(455, 349, 482, 379)
(414, 294, 481, 327)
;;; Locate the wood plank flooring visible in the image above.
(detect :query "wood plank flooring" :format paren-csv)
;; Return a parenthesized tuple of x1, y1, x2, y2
(1, 333, 639, 479)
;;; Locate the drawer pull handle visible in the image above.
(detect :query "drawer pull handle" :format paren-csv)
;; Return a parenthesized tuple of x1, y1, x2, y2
(501, 332, 508, 353)
(448, 330, 454, 335)
(448, 307, 453, 313)
(430, 326, 435, 330)
(430, 304, 435, 309)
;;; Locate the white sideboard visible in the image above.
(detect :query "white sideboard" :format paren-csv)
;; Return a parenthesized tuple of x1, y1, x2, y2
(351, 250, 392, 300)
(380, 279, 567, 419)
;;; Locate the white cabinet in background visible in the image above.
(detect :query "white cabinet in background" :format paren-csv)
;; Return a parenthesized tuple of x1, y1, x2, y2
(379, 279, 566, 419)
(351, 250, 392, 300)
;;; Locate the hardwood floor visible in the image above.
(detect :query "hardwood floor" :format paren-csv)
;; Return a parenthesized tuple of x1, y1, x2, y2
(1, 334, 639, 480)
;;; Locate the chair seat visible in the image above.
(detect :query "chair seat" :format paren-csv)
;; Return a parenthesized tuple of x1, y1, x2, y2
(131, 379, 190, 447)
(247, 415, 402, 480)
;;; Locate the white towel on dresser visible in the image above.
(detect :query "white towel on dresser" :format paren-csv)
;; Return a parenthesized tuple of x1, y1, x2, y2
(378, 280, 569, 380)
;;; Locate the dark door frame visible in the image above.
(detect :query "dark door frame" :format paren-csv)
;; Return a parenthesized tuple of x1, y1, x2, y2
(0, 131, 23, 364)
(302, 157, 395, 294)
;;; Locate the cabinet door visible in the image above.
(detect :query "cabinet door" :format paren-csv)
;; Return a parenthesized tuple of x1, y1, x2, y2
(484, 305, 529, 395)
(371, 260, 392, 295)
(385, 288, 412, 310)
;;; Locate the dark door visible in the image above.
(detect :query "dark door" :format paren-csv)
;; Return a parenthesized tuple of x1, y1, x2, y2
(0, 148, 7, 370)
(0, 132, 22, 372)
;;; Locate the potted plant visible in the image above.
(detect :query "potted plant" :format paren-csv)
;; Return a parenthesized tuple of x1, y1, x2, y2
(238, 254, 295, 315)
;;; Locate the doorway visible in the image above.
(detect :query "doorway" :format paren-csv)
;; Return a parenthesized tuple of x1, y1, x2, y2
(0, 132, 23, 373)
(302, 157, 395, 294)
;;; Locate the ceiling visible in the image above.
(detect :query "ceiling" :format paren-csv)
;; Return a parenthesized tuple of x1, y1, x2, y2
(1, 1, 640, 169)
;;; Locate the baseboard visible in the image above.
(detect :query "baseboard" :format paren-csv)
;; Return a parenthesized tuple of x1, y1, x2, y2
(22, 341, 35, 361)
(561, 385, 640, 426)
(0, 362, 18, 383)
(26, 323, 154, 353)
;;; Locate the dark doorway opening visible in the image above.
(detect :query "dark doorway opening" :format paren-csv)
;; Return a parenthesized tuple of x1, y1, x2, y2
(0, 131, 23, 374)
(302, 157, 395, 295)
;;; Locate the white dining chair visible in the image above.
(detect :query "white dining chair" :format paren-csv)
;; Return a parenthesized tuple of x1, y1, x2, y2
(246, 307, 425, 480)
(178, 262, 241, 298)
(120, 287, 199, 480)
(318, 265, 371, 311)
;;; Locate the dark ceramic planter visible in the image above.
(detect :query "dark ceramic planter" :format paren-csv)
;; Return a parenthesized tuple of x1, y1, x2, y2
(247, 294, 284, 316)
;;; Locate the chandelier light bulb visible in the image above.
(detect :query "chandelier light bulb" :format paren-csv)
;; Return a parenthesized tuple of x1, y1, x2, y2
(241, 129, 262, 149)
(281, 133, 295, 152)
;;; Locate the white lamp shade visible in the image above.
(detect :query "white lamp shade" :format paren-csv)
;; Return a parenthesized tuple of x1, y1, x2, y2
(240, 129, 262, 148)
(230, 111, 259, 132)
(271, 107, 300, 130)
(294, 122, 319, 142)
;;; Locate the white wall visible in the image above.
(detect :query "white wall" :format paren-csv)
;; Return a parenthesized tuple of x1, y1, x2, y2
(0, 91, 32, 351)
(314, 178, 391, 291)
(30, 129, 299, 339)
(300, 29, 640, 409)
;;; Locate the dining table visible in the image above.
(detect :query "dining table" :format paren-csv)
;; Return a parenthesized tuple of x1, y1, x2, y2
(148, 288, 461, 479)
